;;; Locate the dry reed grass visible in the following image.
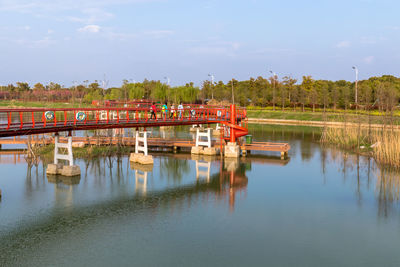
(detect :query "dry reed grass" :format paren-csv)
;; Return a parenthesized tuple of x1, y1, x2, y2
(322, 124, 400, 168)
(373, 130, 400, 168)
(321, 126, 370, 149)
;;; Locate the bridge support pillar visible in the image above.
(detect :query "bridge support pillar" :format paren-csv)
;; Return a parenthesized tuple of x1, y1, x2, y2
(130, 130, 153, 165)
(46, 134, 81, 177)
(281, 151, 288, 160)
(191, 128, 216, 155)
(224, 142, 240, 158)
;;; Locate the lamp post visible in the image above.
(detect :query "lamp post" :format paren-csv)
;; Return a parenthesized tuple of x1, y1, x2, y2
(269, 70, 277, 111)
(164, 77, 170, 86)
(352, 66, 358, 108)
(208, 74, 214, 99)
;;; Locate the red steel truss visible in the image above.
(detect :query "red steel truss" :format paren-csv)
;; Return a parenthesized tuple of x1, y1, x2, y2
(0, 104, 248, 139)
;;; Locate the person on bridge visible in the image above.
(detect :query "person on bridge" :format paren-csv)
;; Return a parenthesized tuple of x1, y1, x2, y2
(150, 102, 157, 119)
(162, 102, 168, 119)
(169, 104, 176, 119)
(178, 102, 184, 119)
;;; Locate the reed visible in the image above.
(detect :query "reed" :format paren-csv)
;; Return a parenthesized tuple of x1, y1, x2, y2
(321, 126, 370, 149)
(322, 124, 400, 168)
(373, 130, 400, 168)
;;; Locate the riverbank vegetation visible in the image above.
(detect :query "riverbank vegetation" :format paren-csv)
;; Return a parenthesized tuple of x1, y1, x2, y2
(35, 144, 132, 161)
(1, 75, 399, 111)
(321, 123, 400, 168)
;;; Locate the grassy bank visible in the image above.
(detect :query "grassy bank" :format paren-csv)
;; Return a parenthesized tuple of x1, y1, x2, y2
(0, 100, 82, 108)
(247, 109, 400, 125)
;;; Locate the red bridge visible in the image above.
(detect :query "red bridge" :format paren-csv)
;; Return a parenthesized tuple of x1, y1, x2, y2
(0, 104, 248, 142)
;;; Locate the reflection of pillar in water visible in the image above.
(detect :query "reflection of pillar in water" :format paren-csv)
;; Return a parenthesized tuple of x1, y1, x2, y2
(224, 158, 239, 172)
(135, 170, 148, 195)
(195, 160, 211, 182)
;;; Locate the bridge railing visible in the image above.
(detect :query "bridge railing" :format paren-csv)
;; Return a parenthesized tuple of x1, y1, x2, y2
(0, 105, 246, 132)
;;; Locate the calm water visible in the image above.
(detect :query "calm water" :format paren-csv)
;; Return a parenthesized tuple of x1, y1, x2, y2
(1, 124, 400, 266)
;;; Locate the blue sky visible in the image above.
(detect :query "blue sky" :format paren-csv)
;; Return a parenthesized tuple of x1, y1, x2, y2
(0, 0, 399, 87)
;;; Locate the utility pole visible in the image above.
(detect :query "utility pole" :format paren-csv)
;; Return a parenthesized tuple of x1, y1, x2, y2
(269, 70, 277, 111)
(352, 66, 358, 107)
(208, 74, 214, 99)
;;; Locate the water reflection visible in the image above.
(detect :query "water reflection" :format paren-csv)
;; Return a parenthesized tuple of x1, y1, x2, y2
(6, 125, 400, 266)
(130, 162, 154, 195)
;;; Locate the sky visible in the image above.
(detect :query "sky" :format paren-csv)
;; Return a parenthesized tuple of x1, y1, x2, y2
(0, 0, 399, 87)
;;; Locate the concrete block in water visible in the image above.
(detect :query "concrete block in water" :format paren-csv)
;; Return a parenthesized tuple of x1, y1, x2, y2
(129, 153, 143, 163)
(191, 146, 204, 155)
(224, 142, 240, 158)
(61, 165, 81, 177)
(203, 147, 217, 156)
(46, 163, 64, 175)
(137, 155, 154, 165)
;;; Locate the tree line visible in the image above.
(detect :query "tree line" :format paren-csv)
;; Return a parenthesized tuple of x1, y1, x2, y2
(1, 75, 399, 112)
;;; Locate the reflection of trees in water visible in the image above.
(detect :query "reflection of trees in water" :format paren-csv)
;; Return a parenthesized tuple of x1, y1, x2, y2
(376, 167, 400, 218)
(326, 147, 400, 219)
(24, 158, 47, 200)
(159, 157, 190, 183)
(248, 124, 321, 143)
(248, 124, 321, 162)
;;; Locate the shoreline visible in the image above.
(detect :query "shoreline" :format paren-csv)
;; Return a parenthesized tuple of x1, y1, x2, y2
(247, 118, 400, 129)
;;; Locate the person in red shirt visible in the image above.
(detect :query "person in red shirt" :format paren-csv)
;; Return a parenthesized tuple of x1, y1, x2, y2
(150, 102, 157, 119)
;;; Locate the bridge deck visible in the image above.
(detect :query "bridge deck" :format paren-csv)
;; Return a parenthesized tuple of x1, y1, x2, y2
(0, 106, 245, 138)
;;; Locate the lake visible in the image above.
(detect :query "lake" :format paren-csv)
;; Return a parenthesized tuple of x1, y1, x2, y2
(0, 124, 400, 267)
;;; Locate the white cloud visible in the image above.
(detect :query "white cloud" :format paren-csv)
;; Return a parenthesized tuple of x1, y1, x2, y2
(336, 40, 351, 48)
(364, 56, 374, 64)
(77, 24, 101, 33)
(66, 8, 114, 24)
(47, 29, 54, 34)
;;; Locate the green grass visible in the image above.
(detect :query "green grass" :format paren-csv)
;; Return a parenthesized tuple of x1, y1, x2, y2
(0, 100, 83, 108)
(247, 109, 400, 125)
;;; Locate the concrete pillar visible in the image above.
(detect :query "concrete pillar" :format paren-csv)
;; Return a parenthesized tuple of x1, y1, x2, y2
(47, 134, 81, 177)
(224, 142, 240, 158)
(130, 130, 153, 165)
(192, 128, 216, 155)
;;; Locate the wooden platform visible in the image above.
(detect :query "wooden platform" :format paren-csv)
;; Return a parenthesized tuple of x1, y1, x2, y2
(0, 136, 290, 156)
